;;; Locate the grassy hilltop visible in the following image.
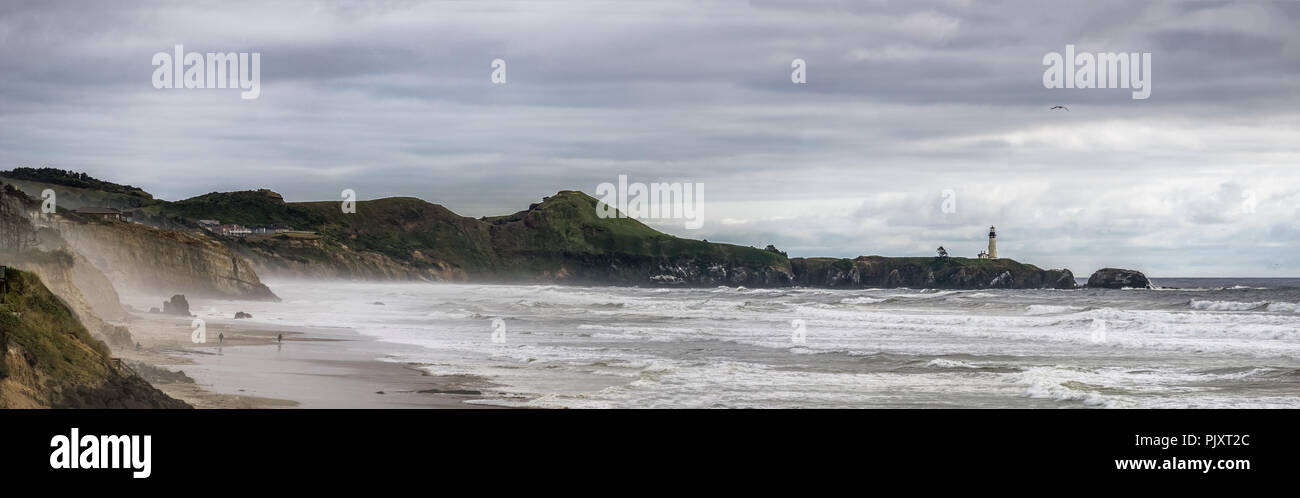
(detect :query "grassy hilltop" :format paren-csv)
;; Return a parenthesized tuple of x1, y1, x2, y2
(155, 188, 791, 285)
(2, 169, 1073, 289)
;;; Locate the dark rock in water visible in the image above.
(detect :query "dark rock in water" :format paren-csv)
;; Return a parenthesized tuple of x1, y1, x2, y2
(1044, 269, 1077, 289)
(1086, 268, 1151, 289)
(149, 307, 160, 314)
(161, 294, 192, 316)
(234, 311, 252, 319)
(371, 302, 385, 306)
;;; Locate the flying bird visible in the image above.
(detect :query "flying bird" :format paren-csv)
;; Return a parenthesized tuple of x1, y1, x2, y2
(1049, 105, 1069, 111)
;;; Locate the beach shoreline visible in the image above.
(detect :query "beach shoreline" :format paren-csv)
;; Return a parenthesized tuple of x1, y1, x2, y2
(112, 308, 504, 409)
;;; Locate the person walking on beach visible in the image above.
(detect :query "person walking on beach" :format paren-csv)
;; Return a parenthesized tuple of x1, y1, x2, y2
(277, 333, 283, 343)
(218, 332, 224, 344)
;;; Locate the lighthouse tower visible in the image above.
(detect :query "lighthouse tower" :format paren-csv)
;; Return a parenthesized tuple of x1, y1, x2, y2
(987, 226, 998, 259)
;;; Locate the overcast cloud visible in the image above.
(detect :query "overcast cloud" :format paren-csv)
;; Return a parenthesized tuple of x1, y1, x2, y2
(2, 0, 1298, 276)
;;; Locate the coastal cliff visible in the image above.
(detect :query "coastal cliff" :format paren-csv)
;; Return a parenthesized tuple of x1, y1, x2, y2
(56, 217, 279, 301)
(170, 189, 793, 286)
(4, 249, 134, 347)
(6, 169, 1094, 290)
(791, 256, 1076, 289)
(0, 267, 189, 408)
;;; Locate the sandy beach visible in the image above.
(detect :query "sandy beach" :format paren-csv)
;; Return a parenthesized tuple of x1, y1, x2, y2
(111, 306, 503, 409)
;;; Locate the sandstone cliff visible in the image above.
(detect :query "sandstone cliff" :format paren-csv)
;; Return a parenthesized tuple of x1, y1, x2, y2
(0, 267, 189, 408)
(56, 217, 278, 301)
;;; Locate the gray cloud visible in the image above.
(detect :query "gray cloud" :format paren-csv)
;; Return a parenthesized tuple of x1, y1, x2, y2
(1, 0, 1298, 276)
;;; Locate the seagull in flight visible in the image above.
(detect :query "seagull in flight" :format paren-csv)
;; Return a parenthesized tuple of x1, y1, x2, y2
(1049, 105, 1069, 111)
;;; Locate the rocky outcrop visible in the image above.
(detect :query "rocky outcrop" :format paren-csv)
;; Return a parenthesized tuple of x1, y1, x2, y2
(643, 259, 794, 287)
(161, 294, 192, 316)
(790, 256, 1076, 290)
(55, 217, 278, 301)
(1086, 268, 1151, 289)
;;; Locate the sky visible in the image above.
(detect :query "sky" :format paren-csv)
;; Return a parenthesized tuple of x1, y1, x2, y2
(1, 0, 1298, 276)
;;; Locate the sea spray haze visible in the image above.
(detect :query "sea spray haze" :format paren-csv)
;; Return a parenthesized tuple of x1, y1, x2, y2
(174, 278, 1300, 409)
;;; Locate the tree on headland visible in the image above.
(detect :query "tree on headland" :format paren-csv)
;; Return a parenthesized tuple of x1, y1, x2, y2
(764, 244, 787, 257)
(936, 246, 949, 260)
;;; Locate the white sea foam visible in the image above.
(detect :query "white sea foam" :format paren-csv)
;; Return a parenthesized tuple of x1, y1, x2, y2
(1189, 300, 1268, 311)
(173, 279, 1300, 409)
(840, 296, 886, 305)
(1266, 302, 1300, 313)
(1025, 304, 1085, 315)
(926, 358, 979, 369)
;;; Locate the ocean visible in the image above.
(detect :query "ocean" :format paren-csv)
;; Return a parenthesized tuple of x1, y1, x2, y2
(193, 278, 1300, 408)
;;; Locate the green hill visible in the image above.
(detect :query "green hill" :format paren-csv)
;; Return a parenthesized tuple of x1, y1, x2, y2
(155, 188, 791, 285)
(4, 170, 1077, 289)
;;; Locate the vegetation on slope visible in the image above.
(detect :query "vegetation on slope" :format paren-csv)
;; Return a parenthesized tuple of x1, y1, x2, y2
(5, 170, 1074, 289)
(154, 188, 790, 284)
(0, 267, 189, 408)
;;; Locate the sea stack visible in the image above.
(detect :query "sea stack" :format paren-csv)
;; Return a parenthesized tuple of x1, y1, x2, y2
(1086, 268, 1151, 289)
(162, 294, 192, 316)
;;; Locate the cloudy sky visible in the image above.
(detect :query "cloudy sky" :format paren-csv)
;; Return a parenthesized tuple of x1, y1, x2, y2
(2, 0, 1298, 276)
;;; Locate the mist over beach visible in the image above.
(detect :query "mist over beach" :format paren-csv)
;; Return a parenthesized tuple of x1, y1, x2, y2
(145, 278, 1300, 409)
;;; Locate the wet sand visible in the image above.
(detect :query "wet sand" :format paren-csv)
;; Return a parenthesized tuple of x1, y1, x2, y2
(113, 310, 502, 409)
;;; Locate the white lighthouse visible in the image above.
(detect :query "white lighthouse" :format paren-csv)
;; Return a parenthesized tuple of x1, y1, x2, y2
(987, 225, 998, 259)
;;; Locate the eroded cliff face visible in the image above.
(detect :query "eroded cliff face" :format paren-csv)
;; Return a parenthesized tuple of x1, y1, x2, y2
(232, 237, 469, 281)
(596, 256, 794, 287)
(56, 219, 278, 301)
(790, 256, 1076, 290)
(0, 268, 189, 408)
(3, 248, 132, 341)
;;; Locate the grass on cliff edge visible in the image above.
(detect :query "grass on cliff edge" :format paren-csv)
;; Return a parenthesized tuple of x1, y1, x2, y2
(160, 188, 788, 272)
(0, 264, 112, 385)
